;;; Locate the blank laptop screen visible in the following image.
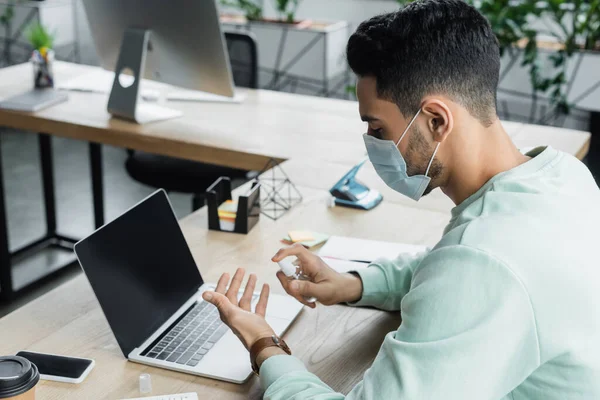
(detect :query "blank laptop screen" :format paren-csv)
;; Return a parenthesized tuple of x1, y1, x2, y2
(74, 190, 203, 356)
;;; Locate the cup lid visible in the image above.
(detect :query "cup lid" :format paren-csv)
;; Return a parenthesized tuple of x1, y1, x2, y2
(0, 356, 39, 398)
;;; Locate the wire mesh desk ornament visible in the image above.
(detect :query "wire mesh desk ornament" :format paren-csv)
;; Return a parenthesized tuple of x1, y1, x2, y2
(258, 158, 303, 220)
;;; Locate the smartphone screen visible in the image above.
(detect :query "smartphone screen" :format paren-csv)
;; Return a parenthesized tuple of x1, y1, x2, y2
(16, 351, 93, 380)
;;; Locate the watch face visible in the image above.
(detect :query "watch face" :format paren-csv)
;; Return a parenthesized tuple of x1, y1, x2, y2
(273, 335, 291, 354)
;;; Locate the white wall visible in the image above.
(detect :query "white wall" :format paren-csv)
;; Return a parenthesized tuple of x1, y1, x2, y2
(73, 0, 99, 65)
(0, 0, 79, 64)
(262, 0, 399, 29)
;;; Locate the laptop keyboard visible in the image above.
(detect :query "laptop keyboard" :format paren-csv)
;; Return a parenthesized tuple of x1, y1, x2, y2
(144, 301, 228, 367)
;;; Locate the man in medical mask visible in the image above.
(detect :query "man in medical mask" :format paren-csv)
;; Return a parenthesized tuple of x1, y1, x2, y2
(201, 0, 600, 398)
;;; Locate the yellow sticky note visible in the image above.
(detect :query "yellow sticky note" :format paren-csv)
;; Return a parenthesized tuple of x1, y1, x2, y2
(218, 210, 237, 217)
(218, 200, 238, 213)
(282, 231, 330, 248)
(288, 230, 315, 243)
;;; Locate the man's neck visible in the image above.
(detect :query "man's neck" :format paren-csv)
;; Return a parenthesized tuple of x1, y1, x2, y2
(441, 119, 530, 205)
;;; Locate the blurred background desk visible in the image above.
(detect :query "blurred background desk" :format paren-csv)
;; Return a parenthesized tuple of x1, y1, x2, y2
(0, 61, 591, 300)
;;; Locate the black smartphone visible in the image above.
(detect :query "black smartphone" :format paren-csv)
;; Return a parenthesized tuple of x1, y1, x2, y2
(16, 351, 95, 384)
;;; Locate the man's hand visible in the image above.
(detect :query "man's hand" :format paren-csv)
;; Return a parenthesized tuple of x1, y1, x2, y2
(272, 244, 364, 307)
(202, 268, 275, 350)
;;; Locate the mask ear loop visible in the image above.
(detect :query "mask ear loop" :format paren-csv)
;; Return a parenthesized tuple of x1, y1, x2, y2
(424, 142, 440, 178)
(395, 109, 422, 147)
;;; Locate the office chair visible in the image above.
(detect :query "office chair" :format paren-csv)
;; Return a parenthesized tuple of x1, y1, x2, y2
(125, 31, 259, 211)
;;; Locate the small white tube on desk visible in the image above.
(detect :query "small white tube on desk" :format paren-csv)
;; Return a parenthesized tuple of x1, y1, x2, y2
(139, 373, 152, 394)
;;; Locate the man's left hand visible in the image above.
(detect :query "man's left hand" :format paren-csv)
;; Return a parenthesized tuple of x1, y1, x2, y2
(202, 268, 275, 350)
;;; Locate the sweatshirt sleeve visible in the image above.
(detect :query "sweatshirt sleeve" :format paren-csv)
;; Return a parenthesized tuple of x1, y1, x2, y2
(260, 245, 540, 400)
(348, 250, 429, 311)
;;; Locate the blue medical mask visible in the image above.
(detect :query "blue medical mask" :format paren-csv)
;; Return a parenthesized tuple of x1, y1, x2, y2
(363, 109, 440, 201)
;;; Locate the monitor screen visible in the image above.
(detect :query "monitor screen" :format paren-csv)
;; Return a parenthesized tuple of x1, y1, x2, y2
(74, 190, 203, 356)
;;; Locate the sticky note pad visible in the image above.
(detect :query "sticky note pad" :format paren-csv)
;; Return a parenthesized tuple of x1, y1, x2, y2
(288, 230, 315, 243)
(282, 231, 330, 249)
(218, 200, 238, 213)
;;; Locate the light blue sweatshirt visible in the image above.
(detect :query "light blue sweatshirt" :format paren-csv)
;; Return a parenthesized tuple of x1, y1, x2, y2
(260, 146, 600, 399)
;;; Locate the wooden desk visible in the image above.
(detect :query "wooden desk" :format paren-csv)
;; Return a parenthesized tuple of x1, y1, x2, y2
(0, 185, 450, 399)
(0, 61, 370, 298)
(0, 60, 592, 298)
(0, 60, 380, 298)
(0, 62, 370, 171)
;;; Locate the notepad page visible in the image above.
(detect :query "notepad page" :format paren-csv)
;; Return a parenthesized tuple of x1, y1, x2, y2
(321, 258, 369, 273)
(319, 236, 427, 264)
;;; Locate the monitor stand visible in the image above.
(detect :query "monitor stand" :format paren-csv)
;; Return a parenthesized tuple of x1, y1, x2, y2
(107, 28, 182, 124)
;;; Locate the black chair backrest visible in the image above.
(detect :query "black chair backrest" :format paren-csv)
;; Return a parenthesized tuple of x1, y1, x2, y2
(224, 31, 259, 89)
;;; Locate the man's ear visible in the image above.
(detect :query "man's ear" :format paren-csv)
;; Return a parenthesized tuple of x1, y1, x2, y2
(420, 98, 453, 143)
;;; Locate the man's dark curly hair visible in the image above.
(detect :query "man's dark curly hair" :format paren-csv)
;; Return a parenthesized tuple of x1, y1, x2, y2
(347, 0, 500, 127)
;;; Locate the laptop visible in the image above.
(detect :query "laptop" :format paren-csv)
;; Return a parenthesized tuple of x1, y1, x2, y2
(74, 190, 303, 384)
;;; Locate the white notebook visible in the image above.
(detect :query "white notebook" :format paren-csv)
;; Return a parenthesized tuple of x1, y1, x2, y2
(0, 89, 68, 112)
(319, 236, 428, 273)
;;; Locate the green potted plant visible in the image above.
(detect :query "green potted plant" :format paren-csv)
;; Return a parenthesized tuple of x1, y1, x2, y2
(25, 22, 56, 88)
(221, 0, 302, 24)
(220, 0, 263, 21)
(273, 0, 301, 24)
(530, 0, 600, 115)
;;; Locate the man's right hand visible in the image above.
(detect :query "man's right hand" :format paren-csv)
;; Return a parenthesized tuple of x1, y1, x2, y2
(272, 244, 363, 308)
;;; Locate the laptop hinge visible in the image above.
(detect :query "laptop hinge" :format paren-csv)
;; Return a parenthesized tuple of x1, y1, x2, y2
(139, 302, 197, 356)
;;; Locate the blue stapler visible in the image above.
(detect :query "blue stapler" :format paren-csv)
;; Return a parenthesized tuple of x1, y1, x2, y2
(329, 158, 383, 210)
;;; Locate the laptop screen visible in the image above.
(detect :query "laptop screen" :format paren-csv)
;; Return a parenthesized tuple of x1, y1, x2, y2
(74, 190, 203, 357)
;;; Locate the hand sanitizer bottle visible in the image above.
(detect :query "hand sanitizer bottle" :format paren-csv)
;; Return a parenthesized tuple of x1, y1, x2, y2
(277, 259, 317, 304)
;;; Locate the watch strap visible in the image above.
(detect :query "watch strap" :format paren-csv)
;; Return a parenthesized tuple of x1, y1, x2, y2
(250, 335, 291, 375)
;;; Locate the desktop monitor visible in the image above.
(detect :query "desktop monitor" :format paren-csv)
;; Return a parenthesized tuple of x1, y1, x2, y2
(81, 0, 235, 123)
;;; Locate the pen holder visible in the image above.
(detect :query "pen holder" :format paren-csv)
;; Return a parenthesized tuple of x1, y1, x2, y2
(206, 177, 261, 234)
(31, 49, 55, 88)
